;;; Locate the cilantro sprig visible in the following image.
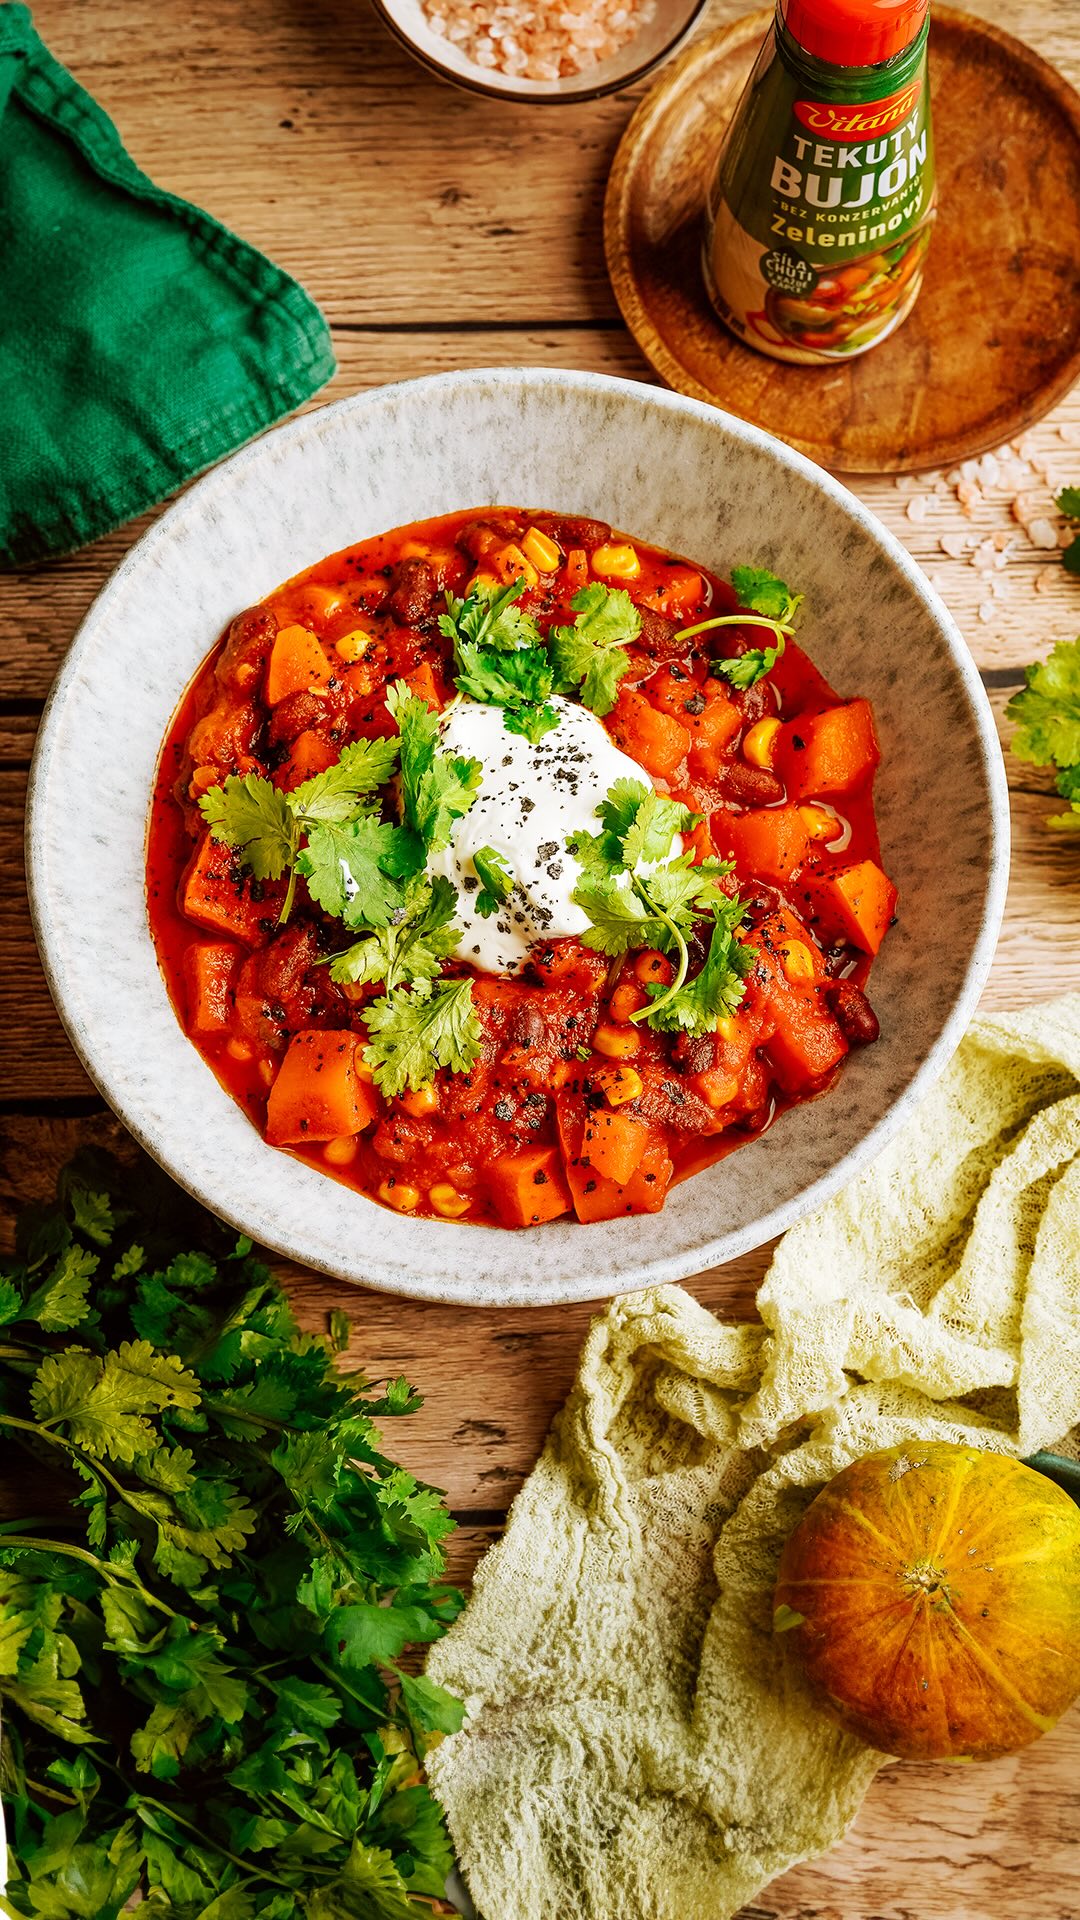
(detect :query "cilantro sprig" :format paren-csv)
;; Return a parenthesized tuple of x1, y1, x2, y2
(676, 565, 803, 690)
(473, 846, 513, 918)
(325, 874, 463, 992)
(549, 583, 642, 716)
(569, 778, 755, 1033)
(439, 578, 559, 741)
(1007, 636, 1080, 830)
(362, 977, 483, 1097)
(0, 1154, 463, 1918)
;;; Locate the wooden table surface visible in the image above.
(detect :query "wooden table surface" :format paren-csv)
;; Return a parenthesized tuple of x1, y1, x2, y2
(3, 0, 1079, 1913)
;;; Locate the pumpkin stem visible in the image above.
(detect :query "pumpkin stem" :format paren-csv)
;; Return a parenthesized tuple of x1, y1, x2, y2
(904, 1559, 953, 1604)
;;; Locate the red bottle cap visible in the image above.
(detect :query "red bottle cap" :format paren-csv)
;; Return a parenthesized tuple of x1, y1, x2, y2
(780, 0, 928, 66)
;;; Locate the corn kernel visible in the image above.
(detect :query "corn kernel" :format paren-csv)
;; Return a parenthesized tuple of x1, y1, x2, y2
(429, 1182, 471, 1218)
(226, 1038, 255, 1063)
(601, 1066, 643, 1108)
(398, 1082, 439, 1118)
(609, 981, 646, 1024)
(799, 804, 836, 840)
(378, 1179, 420, 1212)
(713, 1016, 736, 1043)
(335, 629, 373, 664)
(592, 1023, 640, 1060)
(591, 542, 641, 580)
(189, 763, 219, 797)
(521, 526, 562, 573)
(780, 939, 817, 982)
(743, 717, 782, 768)
(325, 1135, 359, 1167)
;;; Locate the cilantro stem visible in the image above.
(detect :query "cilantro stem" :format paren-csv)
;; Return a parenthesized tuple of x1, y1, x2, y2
(627, 879, 688, 1025)
(278, 864, 297, 926)
(1, 1411, 163, 1518)
(674, 612, 793, 643)
(130, 1783, 333, 1889)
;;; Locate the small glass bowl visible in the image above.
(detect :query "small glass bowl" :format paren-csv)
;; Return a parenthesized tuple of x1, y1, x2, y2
(370, 0, 709, 104)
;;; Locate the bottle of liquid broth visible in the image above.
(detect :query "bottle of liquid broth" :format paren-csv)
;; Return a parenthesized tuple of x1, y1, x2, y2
(703, 0, 936, 364)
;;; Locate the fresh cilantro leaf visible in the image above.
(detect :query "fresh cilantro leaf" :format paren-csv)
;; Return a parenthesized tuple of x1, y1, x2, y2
(398, 1670, 467, 1735)
(711, 637, 786, 690)
(1056, 486, 1080, 520)
(643, 896, 755, 1036)
(572, 875, 672, 956)
(453, 641, 559, 742)
(1064, 533, 1080, 576)
(21, 1244, 98, 1332)
(549, 582, 641, 716)
(67, 1184, 115, 1246)
(327, 874, 461, 993)
(438, 576, 542, 654)
(333, 1601, 444, 1667)
(199, 773, 298, 881)
(288, 736, 400, 823)
(620, 789, 700, 869)
(1050, 758, 1080, 830)
(473, 846, 513, 917)
(297, 815, 405, 929)
(572, 779, 696, 877)
(0, 1274, 23, 1326)
(1007, 638, 1080, 776)
(730, 563, 803, 622)
(387, 680, 482, 854)
(362, 979, 482, 1097)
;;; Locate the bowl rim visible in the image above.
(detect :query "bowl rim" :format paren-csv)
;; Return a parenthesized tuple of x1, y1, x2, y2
(368, 0, 711, 104)
(26, 366, 1011, 1305)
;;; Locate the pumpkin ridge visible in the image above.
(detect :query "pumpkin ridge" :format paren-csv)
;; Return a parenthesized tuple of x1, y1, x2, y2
(939, 1604, 1057, 1735)
(826, 1494, 909, 1563)
(926, 1448, 977, 1564)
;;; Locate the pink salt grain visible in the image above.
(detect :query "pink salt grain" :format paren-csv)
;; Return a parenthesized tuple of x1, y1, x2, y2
(422, 0, 658, 79)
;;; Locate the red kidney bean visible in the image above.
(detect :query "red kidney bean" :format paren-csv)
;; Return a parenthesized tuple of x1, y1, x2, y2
(829, 981, 880, 1046)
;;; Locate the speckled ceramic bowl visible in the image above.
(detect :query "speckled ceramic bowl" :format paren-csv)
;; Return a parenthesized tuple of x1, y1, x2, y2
(27, 369, 1009, 1307)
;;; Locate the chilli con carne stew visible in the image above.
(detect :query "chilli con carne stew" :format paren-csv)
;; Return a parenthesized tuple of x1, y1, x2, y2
(147, 508, 897, 1229)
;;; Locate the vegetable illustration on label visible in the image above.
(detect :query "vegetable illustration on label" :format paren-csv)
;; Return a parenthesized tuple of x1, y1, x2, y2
(704, 0, 937, 364)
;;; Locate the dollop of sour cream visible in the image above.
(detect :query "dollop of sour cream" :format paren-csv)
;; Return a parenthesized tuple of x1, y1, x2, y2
(428, 695, 678, 974)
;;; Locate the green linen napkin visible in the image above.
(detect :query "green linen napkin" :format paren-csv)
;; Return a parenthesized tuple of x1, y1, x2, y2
(427, 994, 1080, 1920)
(0, 6, 336, 568)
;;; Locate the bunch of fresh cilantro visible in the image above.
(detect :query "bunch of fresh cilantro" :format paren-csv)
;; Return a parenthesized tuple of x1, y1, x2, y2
(569, 779, 755, 1036)
(1007, 635, 1080, 830)
(0, 1154, 463, 1919)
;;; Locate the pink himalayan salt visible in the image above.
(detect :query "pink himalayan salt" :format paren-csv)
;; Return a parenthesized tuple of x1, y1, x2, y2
(423, 0, 657, 80)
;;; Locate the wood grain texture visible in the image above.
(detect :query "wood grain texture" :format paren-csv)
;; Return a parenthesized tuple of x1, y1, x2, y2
(5, 0, 1080, 1910)
(605, 7, 1080, 469)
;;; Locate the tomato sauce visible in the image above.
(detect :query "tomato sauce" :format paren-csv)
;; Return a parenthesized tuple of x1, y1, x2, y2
(146, 507, 896, 1229)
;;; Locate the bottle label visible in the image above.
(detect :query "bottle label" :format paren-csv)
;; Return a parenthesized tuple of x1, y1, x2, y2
(704, 33, 936, 364)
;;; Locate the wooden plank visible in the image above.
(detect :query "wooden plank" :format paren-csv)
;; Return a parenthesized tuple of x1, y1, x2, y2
(2, 326, 1079, 698)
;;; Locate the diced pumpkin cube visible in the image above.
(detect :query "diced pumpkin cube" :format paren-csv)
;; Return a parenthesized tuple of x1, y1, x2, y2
(748, 909, 846, 1090)
(182, 941, 241, 1036)
(265, 624, 334, 707)
(775, 700, 880, 800)
(265, 1031, 379, 1145)
(487, 1145, 572, 1228)
(276, 729, 338, 792)
(714, 804, 812, 885)
(401, 659, 441, 709)
(607, 687, 691, 780)
(180, 833, 283, 945)
(798, 859, 898, 955)
(581, 1107, 650, 1186)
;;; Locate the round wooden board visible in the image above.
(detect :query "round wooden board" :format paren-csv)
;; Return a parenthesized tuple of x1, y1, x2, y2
(605, 6, 1080, 472)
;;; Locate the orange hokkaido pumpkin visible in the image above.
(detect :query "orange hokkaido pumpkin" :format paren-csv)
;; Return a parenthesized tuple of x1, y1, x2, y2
(774, 1442, 1080, 1760)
